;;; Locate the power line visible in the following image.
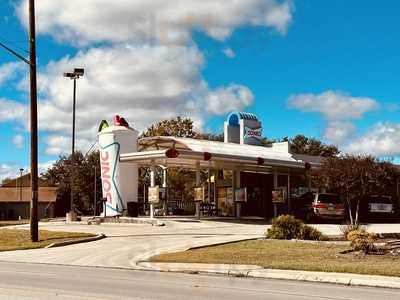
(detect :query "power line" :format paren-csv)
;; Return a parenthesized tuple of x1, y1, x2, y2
(0, 40, 30, 65)
(85, 140, 99, 157)
(0, 36, 29, 54)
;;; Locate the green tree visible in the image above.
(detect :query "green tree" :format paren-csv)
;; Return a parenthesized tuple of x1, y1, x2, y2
(317, 155, 398, 225)
(140, 116, 197, 138)
(289, 135, 339, 157)
(42, 151, 101, 215)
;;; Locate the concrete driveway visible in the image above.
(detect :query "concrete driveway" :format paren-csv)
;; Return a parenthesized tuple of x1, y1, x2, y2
(0, 220, 399, 269)
(0, 219, 266, 269)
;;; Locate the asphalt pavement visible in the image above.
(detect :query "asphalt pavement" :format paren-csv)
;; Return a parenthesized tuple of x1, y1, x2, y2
(0, 261, 399, 300)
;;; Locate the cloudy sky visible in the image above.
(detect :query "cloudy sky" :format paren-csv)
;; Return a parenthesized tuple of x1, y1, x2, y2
(0, 0, 400, 180)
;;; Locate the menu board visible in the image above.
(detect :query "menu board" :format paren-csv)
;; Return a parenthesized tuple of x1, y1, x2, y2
(218, 187, 235, 216)
(235, 188, 247, 202)
(194, 187, 204, 202)
(272, 187, 287, 203)
(148, 186, 160, 204)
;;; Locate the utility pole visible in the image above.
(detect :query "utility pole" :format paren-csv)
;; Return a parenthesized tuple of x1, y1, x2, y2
(29, 0, 39, 242)
(0, 0, 39, 242)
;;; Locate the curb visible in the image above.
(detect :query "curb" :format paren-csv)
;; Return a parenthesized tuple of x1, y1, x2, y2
(83, 217, 165, 227)
(137, 261, 400, 289)
(45, 233, 106, 248)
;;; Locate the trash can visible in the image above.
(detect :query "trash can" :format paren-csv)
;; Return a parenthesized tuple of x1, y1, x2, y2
(127, 202, 138, 217)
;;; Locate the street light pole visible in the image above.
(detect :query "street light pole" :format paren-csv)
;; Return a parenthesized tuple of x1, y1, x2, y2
(70, 77, 76, 214)
(72, 78, 76, 155)
(29, 0, 39, 242)
(64, 68, 84, 217)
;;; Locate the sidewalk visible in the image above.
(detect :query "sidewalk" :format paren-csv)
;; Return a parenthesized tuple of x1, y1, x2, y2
(137, 261, 400, 289)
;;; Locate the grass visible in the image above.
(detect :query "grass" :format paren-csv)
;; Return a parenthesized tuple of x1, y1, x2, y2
(150, 240, 400, 277)
(0, 229, 95, 251)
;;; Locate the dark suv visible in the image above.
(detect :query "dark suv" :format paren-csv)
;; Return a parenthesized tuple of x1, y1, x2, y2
(359, 195, 398, 222)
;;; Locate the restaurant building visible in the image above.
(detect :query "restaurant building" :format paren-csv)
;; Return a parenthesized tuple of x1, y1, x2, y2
(98, 112, 322, 219)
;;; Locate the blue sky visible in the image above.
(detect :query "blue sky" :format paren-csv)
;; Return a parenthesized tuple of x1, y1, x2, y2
(0, 0, 400, 179)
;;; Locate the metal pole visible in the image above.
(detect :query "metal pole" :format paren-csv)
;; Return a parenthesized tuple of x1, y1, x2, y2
(29, 0, 39, 242)
(72, 78, 76, 155)
(19, 169, 23, 202)
(150, 161, 155, 219)
(70, 78, 76, 213)
(207, 168, 211, 203)
(93, 166, 97, 216)
(195, 161, 201, 219)
(273, 170, 278, 218)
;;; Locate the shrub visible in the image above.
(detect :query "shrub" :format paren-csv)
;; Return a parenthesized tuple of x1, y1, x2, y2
(347, 229, 377, 253)
(340, 223, 365, 240)
(299, 224, 323, 240)
(266, 215, 323, 240)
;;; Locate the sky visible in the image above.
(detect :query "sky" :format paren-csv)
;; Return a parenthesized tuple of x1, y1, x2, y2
(0, 0, 400, 180)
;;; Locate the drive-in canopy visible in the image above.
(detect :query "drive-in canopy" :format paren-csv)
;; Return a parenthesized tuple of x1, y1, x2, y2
(120, 136, 322, 173)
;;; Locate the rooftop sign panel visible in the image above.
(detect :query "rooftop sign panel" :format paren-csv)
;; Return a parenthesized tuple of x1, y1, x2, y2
(224, 111, 263, 146)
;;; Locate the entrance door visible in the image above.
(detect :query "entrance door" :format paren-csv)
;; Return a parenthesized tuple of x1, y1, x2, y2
(240, 172, 273, 218)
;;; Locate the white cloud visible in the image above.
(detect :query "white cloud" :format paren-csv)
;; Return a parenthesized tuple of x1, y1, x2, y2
(22, 45, 254, 155)
(345, 123, 400, 157)
(0, 98, 27, 123)
(0, 62, 24, 86)
(0, 160, 55, 182)
(288, 90, 380, 146)
(13, 0, 294, 155)
(18, 0, 293, 46)
(205, 84, 254, 115)
(12, 134, 24, 149)
(222, 47, 236, 58)
(0, 164, 19, 182)
(323, 122, 356, 144)
(38, 160, 55, 175)
(288, 91, 378, 120)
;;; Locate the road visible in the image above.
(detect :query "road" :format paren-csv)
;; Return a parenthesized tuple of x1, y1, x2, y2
(0, 261, 398, 300)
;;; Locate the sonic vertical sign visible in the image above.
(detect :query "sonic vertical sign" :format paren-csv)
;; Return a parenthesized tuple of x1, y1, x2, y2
(98, 117, 139, 216)
(99, 139, 121, 216)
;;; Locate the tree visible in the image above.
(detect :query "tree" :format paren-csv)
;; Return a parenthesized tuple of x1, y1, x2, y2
(290, 135, 339, 157)
(140, 116, 197, 138)
(42, 151, 101, 215)
(196, 132, 224, 142)
(1, 178, 12, 186)
(317, 155, 398, 225)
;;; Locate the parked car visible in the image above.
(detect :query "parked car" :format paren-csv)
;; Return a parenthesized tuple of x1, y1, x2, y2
(293, 192, 345, 222)
(312, 193, 345, 222)
(359, 195, 397, 222)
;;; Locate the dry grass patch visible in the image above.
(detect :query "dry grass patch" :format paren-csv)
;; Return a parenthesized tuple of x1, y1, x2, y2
(151, 240, 400, 277)
(0, 229, 95, 251)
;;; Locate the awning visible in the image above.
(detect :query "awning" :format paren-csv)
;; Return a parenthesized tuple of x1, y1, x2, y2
(120, 136, 322, 172)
